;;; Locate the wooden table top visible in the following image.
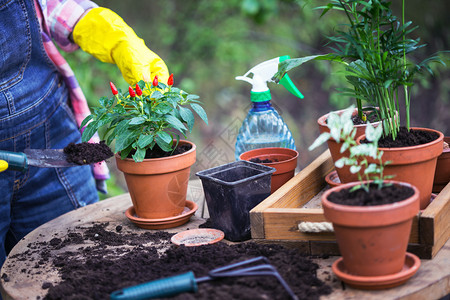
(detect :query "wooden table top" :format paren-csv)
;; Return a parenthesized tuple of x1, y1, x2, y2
(1, 193, 449, 300)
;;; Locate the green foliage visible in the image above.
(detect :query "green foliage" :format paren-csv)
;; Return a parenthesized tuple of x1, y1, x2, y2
(81, 80, 208, 163)
(278, 0, 447, 139)
(309, 106, 392, 192)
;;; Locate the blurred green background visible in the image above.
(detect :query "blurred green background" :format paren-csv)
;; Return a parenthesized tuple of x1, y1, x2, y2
(62, 0, 449, 199)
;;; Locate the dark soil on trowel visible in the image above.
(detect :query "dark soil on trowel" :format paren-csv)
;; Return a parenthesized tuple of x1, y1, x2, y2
(327, 183, 415, 206)
(2, 223, 331, 300)
(63, 141, 113, 165)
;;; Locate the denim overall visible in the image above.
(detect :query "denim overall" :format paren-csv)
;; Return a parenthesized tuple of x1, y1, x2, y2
(0, 0, 98, 268)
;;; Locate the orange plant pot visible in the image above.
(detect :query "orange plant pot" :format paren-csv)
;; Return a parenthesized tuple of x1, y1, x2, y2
(357, 128, 444, 210)
(433, 136, 450, 193)
(239, 147, 298, 193)
(318, 108, 381, 184)
(322, 181, 420, 277)
(115, 140, 196, 219)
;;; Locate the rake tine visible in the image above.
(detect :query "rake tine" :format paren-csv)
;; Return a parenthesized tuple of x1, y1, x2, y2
(207, 257, 298, 300)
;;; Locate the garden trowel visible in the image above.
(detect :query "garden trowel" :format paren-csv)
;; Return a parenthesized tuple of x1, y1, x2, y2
(0, 149, 78, 172)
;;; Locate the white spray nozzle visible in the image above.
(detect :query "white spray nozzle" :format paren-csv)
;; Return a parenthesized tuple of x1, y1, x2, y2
(235, 57, 280, 93)
(236, 56, 304, 100)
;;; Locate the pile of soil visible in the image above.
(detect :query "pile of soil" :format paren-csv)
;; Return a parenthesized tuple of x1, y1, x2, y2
(3, 223, 331, 300)
(327, 183, 415, 206)
(372, 127, 439, 148)
(64, 141, 113, 165)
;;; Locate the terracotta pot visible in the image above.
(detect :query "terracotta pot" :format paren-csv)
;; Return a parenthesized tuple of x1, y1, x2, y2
(239, 147, 298, 193)
(322, 181, 419, 277)
(357, 127, 444, 210)
(318, 108, 381, 184)
(433, 136, 450, 193)
(115, 140, 196, 219)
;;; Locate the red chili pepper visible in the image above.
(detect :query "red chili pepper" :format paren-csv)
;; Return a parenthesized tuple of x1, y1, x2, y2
(152, 75, 158, 87)
(167, 74, 174, 86)
(128, 86, 136, 98)
(135, 84, 143, 96)
(110, 82, 118, 95)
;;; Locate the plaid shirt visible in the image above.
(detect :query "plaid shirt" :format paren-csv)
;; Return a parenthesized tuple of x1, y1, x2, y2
(34, 0, 109, 180)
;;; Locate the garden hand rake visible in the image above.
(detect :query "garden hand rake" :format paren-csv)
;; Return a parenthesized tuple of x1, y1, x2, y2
(110, 256, 298, 300)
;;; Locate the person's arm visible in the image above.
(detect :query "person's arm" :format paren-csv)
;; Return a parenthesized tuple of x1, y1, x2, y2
(73, 7, 169, 85)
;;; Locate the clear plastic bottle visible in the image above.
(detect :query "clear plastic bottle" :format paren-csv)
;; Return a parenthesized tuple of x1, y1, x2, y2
(235, 101, 296, 160)
(234, 56, 302, 160)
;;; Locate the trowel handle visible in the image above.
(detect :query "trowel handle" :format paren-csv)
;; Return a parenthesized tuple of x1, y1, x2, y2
(110, 271, 198, 300)
(0, 150, 28, 172)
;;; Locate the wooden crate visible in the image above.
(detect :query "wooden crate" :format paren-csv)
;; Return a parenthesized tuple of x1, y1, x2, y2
(250, 150, 450, 259)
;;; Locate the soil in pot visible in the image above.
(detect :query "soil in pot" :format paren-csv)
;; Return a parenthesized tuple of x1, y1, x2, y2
(3, 223, 332, 300)
(250, 157, 278, 163)
(63, 141, 113, 165)
(130, 142, 192, 159)
(327, 183, 415, 206)
(368, 127, 439, 148)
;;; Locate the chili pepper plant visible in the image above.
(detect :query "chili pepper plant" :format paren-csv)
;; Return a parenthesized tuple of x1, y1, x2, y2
(81, 75, 208, 162)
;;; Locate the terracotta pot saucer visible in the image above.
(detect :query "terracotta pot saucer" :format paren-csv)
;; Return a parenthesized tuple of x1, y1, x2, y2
(171, 228, 224, 247)
(332, 252, 420, 290)
(125, 200, 198, 230)
(325, 170, 341, 188)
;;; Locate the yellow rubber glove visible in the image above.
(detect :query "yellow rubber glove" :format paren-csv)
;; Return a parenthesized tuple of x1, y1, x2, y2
(73, 7, 169, 85)
(0, 160, 8, 172)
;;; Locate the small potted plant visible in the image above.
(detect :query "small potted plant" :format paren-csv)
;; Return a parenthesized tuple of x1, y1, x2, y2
(81, 75, 208, 221)
(274, 0, 445, 207)
(310, 106, 420, 288)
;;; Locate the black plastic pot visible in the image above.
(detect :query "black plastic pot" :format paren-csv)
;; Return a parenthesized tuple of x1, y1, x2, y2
(196, 161, 275, 241)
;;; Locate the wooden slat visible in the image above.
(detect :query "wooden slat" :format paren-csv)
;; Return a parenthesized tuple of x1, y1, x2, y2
(250, 150, 333, 239)
(420, 181, 450, 257)
(263, 208, 335, 241)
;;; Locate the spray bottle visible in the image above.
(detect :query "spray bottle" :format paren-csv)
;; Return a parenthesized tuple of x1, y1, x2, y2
(235, 55, 303, 160)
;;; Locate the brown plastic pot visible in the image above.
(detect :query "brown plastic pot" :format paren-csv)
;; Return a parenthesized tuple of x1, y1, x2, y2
(115, 140, 196, 219)
(318, 108, 381, 184)
(357, 127, 444, 210)
(433, 136, 450, 193)
(239, 147, 298, 193)
(322, 181, 420, 277)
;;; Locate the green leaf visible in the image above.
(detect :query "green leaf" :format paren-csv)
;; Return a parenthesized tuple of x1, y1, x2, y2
(179, 106, 195, 132)
(115, 130, 138, 153)
(129, 116, 146, 125)
(81, 121, 98, 142)
(187, 94, 200, 101)
(273, 54, 340, 82)
(190, 103, 208, 125)
(137, 135, 154, 149)
(155, 135, 173, 152)
(80, 115, 94, 129)
(151, 90, 164, 99)
(155, 103, 173, 115)
(156, 131, 172, 144)
(132, 147, 146, 162)
(165, 115, 187, 132)
(365, 123, 383, 142)
(350, 165, 361, 174)
(308, 132, 331, 151)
